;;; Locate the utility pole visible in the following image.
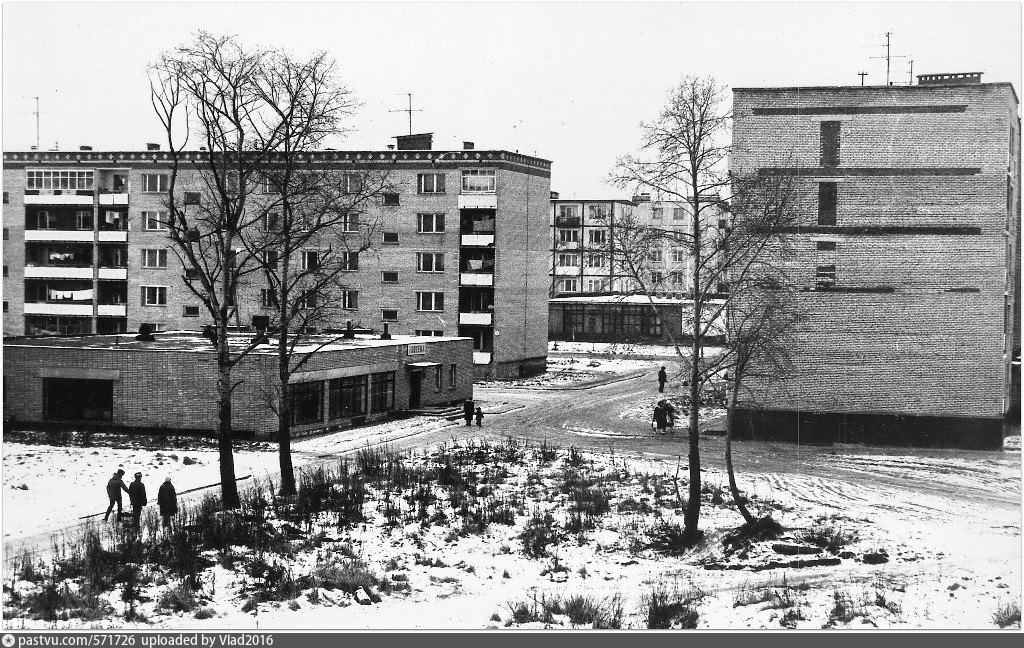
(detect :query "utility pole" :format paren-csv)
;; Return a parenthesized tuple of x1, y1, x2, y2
(908, 59, 914, 85)
(858, 72, 868, 86)
(390, 93, 422, 135)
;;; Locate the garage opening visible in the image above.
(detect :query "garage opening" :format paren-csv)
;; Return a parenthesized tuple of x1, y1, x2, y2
(43, 378, 113, 421)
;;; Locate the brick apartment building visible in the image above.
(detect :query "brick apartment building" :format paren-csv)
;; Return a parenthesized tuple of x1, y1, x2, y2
(731, 73, 1021, 448)
(550, 194, 719, 297)
(1, 136, 551, 379)
(3, 332, 472, 439)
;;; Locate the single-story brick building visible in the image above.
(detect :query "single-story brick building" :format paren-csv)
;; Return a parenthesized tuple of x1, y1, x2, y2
(548, 294, 727, 344)
(3, 331, 473, 439)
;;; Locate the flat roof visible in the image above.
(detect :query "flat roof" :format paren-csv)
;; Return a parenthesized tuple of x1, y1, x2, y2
(733, 82, 1019, 104)
(550, 294, 726, 306)
(3, 331, 470, 355)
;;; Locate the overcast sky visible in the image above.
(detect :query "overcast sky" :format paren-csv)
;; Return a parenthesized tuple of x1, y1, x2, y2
(2, 1, 1021, 198)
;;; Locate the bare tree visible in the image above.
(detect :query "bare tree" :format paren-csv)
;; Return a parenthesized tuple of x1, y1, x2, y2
(613, 76, 730, 545)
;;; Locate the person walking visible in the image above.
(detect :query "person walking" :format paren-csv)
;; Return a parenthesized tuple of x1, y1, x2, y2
(103, 469, 129, 522)
(128, 472, 147, 530)
(652, 401, 668, 435)
(157, 477, 178, 530)
(463, 400, 474, 426)
(474, 407, 484, 427)
(658, 366, 668, 393)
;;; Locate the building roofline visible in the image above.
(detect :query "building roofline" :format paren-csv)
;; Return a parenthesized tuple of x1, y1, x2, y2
(550, 198, 637, 205)
(1, 148, 552, 170)
(734, 82, 1019, 105)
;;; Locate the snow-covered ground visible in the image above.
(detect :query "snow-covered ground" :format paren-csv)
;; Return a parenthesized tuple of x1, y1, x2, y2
(2, 438, 1019, 630)
(479, 356, 651, 389)
(549, 341, 691, 358)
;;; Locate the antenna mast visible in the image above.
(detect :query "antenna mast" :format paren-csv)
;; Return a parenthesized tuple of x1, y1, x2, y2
(390, 93, 423, 135)
(870, 31, 908, 85)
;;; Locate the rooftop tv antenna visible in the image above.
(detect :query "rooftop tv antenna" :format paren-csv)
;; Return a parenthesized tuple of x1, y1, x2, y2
(858, 71, 868, 86)
(390, 93, 422, 135)
(20, 96, 45, 149)
(869, 31, 908, 85)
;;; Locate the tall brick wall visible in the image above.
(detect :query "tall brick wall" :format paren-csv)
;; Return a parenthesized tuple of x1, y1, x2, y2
(732, 83, 1020, 433)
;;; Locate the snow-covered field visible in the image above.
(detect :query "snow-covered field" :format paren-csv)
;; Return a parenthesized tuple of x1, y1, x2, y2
(479, 356, 651, 389)
(2, 438, 1020, 630)
(549, 341, 689, 358)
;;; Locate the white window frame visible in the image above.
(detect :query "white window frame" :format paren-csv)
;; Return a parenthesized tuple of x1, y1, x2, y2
(143, 211, 169, 231)
(141, 248, 168, 269)
(417, 173, 446, 194)
(416, 291, 445, 312)
(26, 169, 94, 191)
(416, 252, 445, 273)
(141, 285, 167, 307)
(381, 309, 399, 322)
(557, 253, 579, 267)
(340, 289, 359, 310)
(561, 279, 578, 292)
(381, 271, 399, 283)
(558, 229, 579, 243)
(417, 212, 446, 233)
(586, 253, 606, 268)
(588, 229, 606, 245)
(302, 251, 320, 271)
(340, 251, 359, 271)
(341, 211, 360, 233)
(461, 169, 496, 193)
(141, 174, 169, 193)
(671, 248, 687, 263)
(260, 289, 279, 309)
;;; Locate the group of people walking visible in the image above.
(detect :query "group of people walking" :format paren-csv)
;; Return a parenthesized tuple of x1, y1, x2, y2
(653, 366, 678, 434)
(104, 469, 178, 530)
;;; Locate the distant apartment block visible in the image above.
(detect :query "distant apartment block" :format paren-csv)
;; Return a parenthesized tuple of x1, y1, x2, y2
(1, 136, 552, 379)
(731, 73, 1021, 448)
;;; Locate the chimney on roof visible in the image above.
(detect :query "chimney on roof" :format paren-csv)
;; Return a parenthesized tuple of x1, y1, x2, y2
(79, 145, 92, 151)
(550, 191, 560, 200)
(380, 322, 392, 340)
(916, 72, 983, 86)
(395, 133, 433, 150)
(463, 141, 475, 150)
(387, 144, 395, 150)
(343, 320, 355, 339)
(146, 143, 160, 151)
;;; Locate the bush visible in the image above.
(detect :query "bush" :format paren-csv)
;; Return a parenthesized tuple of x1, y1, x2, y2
(644, 584, 700, 629)
(993, 601, 1021, 628)
(156, 582, 200, 614)
(561, 594, 623, 629)
(568, 487, 611, 516)
(194, 607, 216, 620)
(519, 511, 560, 558)
(648, 520, 700, 556)
(800, 523, 857, 554)
(312, 558, 380, 594)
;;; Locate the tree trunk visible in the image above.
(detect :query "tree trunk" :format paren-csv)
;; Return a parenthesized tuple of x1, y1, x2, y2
(217, 331, 240, 509)
(725, 373, 755, 524)
(277, 315, 296, 496)
(683, 186, 702, 544)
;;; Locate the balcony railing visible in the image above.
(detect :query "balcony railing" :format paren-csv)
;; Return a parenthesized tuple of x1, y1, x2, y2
(458, 194, 498, 210)
(24, 194, 94, 206)
(459, 312, 493, 326)
(24, 302, 94, 316)
(98, 193, 129, 205)
(25, 230, 94, 242)
(460, 234, 495, 247)
(24, 266, 93, 279)
(460, 273, 494, 287)
(472, 351, 493, 365)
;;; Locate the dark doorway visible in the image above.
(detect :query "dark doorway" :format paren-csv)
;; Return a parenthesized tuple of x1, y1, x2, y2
(43, 378, 113, 421)
(409, 372, 422, 409)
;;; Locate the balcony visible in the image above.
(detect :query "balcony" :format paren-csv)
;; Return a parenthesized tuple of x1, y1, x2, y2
(97, 304, 128, 317)
(25, 230, 94, 242)
(98, 268, 128, 280)
(24, 266, 93, 279)
(473, 351, 493, 365)
(461, 234, 495, 247)
(458, 194, 498, 210)
(99, 193, 129, 206)
(24, 302, 94, 316)
(24, 194, 94, 206)
(460, 272, 494, 287)
(554, 265, 580, 275)
(459, 312, 493, 326)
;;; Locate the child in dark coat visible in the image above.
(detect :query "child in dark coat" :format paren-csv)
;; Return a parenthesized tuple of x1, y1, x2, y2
(474, 407, 484, 427)
(157, 477, 178, 529)
(103, 469, 129, 522)
(128, 473, 147, 530)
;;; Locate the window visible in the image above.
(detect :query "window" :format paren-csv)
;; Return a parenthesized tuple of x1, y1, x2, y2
(818, 183, 837, 226)
(816, 264, 836, 288)
(816, 241, 837, 251)
(141, 286, 167, 306)
(561, 279, 578, 292)
(417, 252, 445, 272)
(671, 248, 687, 263)
(416, 330, 444, 337)
(289, 381, 324, 426)
(262, 212, 280, 232)
(652, 207, 664, 220)
(557, 253, 579, 267)
(587, 254, 606, 268)
(3, 228, 7, 240)
(588, 230, 606, 245)
(585, 279, 607, 293)
(329, 375, 366, 419)
(558, 229, 579, 244)
(434, 366, 443, 391)
(2, 192, 8, 204)
(417, 213, 445, 233)
(670, 271, 685, 286)
(650, 272, 664, 284)
(141, 249, 168, 268)
(382, 232, 400, 244)
(37, 211, 56, 229)
(461, 169, 496, 193)
(672, 208, 685, 221)
(382, 271, 399, 283)
(141, 174, 169, 193)
(382, 193, 400, 206)
(2, 266, 7, 277)
(259, 176, 276, 194)
(650, 249, 663, 262)
(183, 305, 200, 317)
(301, 251, 320, 271)
(820, 121, 841, 167)
(3, 302, 7, 313)
(369, 371, 396, 413)
(588, 204, 609, 220)
(416, 291, 445, 311)
(418, 173, 446, 194)
(298, 291, 318, 310)
(143, 211, 169, 231)
(341, 211, 360, 232)
(184, 192, 201, 205)
(76, 211, 92, 230)
(382, 309, 398, 321)
(449, 364, 457, 389)
(263, 250, 279, 269)
(558, 205, 579, 219)
(26, 170, 94, 191)
(340, 290, 358, 310)
(184, 267, 202, 281)
(340, 251, 359, 271)
(341, 174, 363, 194)
(261, 289, 279, 309)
